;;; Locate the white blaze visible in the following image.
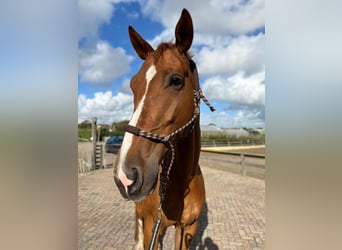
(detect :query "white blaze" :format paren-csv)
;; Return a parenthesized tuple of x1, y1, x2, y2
(117, 65, 157, 191)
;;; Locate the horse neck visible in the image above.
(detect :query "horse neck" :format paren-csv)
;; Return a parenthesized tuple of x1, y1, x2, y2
(171, 119, 201, 186)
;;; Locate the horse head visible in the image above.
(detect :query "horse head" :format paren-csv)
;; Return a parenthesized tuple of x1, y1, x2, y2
(113, 9, 200, 201)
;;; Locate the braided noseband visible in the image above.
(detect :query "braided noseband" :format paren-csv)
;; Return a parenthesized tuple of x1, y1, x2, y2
(124, 89, 215, 145)
(124, 88, 215, 250)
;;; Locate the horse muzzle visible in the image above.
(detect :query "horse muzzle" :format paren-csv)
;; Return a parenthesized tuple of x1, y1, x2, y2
(114, 164, 158, 202)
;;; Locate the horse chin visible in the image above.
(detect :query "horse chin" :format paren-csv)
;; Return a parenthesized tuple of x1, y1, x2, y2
(148, 174, 159, 195)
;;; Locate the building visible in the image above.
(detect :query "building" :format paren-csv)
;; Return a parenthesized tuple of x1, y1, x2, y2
(223, 128, 249, 137)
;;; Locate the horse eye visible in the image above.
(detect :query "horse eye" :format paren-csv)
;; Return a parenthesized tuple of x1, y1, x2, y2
(168, 74, 184, 89)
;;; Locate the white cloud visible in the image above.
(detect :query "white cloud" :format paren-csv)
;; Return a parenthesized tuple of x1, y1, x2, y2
(118, 78, 132, 95)
(78, 91, 133, 124)
(140, 0, 264, 35)
(197, 34, 264, 76)
(192, 34, 232, 48)
(202, 69, 265, 106)
(201, 109, 264, 129)
(78, 0, 137, 41)
(77, 0, 266, 129)
(79, 41, 134, 83)
(78, 0, 115, 41)
(77, 90, 264, 128)
(126, 10, 140, 19)
(148, 28, 174, 48)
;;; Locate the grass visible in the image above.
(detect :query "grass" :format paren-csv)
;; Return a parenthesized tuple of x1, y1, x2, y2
(78, 128, 92, 141)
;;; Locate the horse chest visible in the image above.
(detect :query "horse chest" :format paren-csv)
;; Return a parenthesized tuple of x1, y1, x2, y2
(163, 176, 205, 226)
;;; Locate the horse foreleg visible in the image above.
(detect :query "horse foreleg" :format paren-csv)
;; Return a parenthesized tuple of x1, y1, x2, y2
(174, 221, 198, 250)
(142, 216, 162, 250)
(135, 217, 144, 250)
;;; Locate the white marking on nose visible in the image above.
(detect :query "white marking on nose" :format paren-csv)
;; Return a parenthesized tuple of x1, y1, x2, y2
(117, 65, 157, 193)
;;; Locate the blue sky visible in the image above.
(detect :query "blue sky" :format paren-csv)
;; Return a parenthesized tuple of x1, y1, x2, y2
(78, 0, 265, 128)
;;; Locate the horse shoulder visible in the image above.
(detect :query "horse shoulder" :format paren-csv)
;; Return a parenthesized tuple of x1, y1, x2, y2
(181, 166, 205, 225)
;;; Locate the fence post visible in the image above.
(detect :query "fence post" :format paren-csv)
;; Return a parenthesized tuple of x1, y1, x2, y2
(91, 117, 97, 170)
(240, 154, 246, 176)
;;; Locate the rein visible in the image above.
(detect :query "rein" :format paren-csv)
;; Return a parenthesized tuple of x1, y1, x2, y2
(124, 88, 215, 249)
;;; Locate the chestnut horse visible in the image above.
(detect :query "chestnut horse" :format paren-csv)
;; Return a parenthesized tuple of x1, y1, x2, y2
(113, 9, 214, 250)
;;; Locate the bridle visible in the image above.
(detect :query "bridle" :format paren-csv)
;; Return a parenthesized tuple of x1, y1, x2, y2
(124, 88, 215, 207)
(125, 89, 214, 142)
(124, 88, 215, 250)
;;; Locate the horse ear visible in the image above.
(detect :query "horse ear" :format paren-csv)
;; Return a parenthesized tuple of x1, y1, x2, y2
(175, 9, 193, 53)
(128, 26, 154, 60)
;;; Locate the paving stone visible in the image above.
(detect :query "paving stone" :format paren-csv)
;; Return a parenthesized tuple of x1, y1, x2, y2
(79, 157, 265, 249)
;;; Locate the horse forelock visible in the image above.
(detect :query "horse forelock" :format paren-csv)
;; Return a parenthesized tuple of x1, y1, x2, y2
(153, 42, 193, 64)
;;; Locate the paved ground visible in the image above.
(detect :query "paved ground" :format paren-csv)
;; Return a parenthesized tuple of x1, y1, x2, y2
(78, 156, 265, 250)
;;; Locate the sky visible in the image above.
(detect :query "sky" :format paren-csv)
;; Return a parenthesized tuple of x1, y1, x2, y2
(78, 0, 265, 129)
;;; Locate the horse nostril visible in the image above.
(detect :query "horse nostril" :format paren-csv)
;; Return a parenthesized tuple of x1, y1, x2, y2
(127, 168, 141, 196)
(126, 167, 138, 183)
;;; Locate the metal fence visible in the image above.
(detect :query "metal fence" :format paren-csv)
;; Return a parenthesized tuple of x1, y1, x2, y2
(78, 141, 265, 178)
(78, 142, 104, 175)
(199, 150, 265, 179)
(78, 143, 93, 175)
(200, 139, 265, 147)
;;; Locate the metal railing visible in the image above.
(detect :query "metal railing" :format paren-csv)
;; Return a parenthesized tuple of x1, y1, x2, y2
(78, 141, 265, 179)
(78, 142, 104, 175)
(199, 150, 265, 179)
(200, 139, 265, 147)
